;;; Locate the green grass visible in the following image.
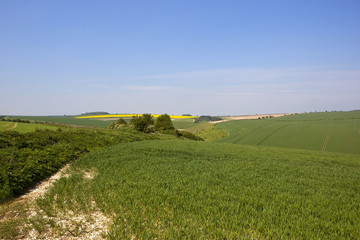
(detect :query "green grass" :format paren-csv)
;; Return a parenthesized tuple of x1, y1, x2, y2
(31, 140, 360, 239)
(172, 118, 197, 130)
(275, 111, 360, 121)
(217, 111, 360, 155)
(0, 121, 59, 133)
(184, 122, 227, 142)
(0, 127, 159, 203)
(7, 116, 115, 128)
(0, 121, 15, 130)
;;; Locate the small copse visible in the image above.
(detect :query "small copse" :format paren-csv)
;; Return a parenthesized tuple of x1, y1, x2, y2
(154, 114, 175, 131)
(130, 113, 155, 133)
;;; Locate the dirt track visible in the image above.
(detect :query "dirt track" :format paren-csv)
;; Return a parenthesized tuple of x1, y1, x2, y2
(9, 122, 17, 129)
(224, 113, 290, 120)
(210, 113, 292, 124)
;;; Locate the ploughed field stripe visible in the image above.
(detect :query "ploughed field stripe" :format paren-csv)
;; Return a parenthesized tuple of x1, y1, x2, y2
(256, 124, 289, 146)
(287, 136, 297, 147)
(234, 125, 267, 144)
(322, 128, 333, 152)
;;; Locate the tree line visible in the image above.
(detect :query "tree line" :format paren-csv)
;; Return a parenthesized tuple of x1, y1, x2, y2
(107, 113, 203, 141)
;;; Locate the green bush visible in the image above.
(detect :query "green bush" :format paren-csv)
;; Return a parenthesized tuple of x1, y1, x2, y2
(179, 131, 204, 141)
(0, 128, 156, 203)
(194, 115, 222, 123)
(130, 114, 155, 133)
(154, 114, 174, 131)
(106, 118, 128, 129)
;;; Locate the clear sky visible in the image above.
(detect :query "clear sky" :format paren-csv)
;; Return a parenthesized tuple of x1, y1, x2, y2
(1, 0, 360, 116)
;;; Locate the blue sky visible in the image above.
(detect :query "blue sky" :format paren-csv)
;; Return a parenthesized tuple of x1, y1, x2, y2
(1, 0, 359, 115)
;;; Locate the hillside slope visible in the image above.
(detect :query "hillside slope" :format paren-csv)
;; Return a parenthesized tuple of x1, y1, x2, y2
(216, 111, 360, 155)
(21, 140, 360, 239)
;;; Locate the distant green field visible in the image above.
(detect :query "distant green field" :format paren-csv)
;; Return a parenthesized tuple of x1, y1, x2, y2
(217, 111, 360, 155)
(172, 118, 197, 129)
(7, 116, 114, 128)
(0, 121, 15, 130)
(0, 121, 58, 133)
(184, 122, 227, 141)
(32, 140, 360, 239)
(277, 111, 360, 121)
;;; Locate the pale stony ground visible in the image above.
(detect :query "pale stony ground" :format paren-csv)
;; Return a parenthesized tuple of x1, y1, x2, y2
(209, 113, 292, 124)
(223, 113, 290, 120)
(1, 165, 112, 240)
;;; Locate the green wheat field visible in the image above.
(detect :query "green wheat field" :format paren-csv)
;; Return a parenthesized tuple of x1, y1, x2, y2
(1, 111, 359, 239)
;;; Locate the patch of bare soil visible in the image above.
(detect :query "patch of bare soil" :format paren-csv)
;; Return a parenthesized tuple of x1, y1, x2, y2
(224, 113, 291, 120)
(26, 202, 111, 240)
(1, 165, 112, 240)
(96, 118, 122, 121)
(209, 120, 230, 124)
(21, 165, 71, 203)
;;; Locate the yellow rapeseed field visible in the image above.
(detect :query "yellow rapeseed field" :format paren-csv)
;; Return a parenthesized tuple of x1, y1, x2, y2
(76, 114, 198, 119)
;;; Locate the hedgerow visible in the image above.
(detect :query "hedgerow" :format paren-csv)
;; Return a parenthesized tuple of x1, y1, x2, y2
(0, 128, 156, 203)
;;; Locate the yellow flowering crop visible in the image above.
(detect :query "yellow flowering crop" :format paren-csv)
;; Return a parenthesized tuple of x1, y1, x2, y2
(76, 114, 198, 119)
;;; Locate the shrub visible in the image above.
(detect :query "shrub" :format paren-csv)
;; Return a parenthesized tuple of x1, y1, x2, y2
(194, 116, 223, 123)
(179, 131, 204, 141)
(107, 118, 128, 129)
(130, 114, 155, 133)
(154, 114, 175, 131)
(0, 128, 156, 203)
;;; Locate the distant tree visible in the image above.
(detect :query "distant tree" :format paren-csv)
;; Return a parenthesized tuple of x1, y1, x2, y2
(194, 115, 223, 123)
(154, 114, 174, 131)
(130, 114, 154, 133)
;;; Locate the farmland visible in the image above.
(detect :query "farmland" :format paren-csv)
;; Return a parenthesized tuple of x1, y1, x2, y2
(6, 115, 200, 129)
(171, 118, 197, 130)
(216, 111, 360, 155)
(1, 111, 360, 239)
(184, 122, 228, 141)
(0, 121, 58, 133)
(28, 140, 360, 239)
(76, 114, 198, 119)
(6, 116, 114, 128)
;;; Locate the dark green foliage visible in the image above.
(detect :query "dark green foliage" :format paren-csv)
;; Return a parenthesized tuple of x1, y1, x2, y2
(154, 114, 174, 131)
(106, 118, 127, 129)
(130, 114, 154, 133)
(0, 128, 156, 203)
(1, 118, 31, 123)
(159, 129, 180, 136)
(179, 131, 204, 141)
(6, 116, 112, 128)
(194, 115, 222, 123)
